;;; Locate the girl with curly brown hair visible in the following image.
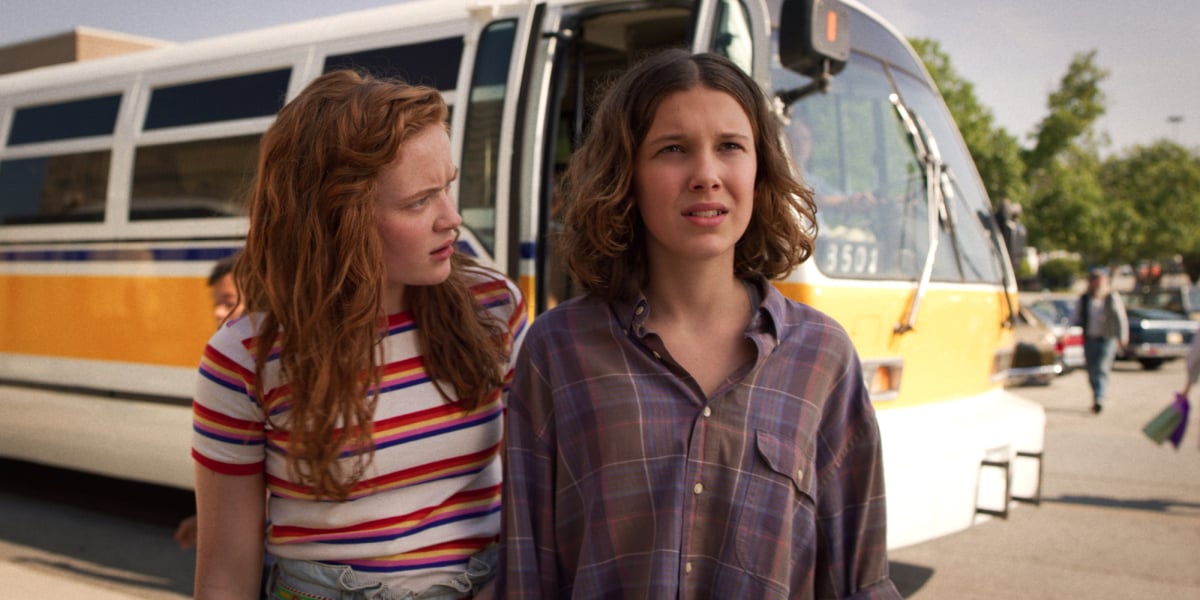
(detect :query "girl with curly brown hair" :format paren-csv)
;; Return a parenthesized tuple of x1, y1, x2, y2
(500, 49, 898, 598)
(192, 70, 525, 599)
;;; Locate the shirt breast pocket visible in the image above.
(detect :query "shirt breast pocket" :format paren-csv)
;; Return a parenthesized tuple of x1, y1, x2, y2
(735, 429, 818, 585)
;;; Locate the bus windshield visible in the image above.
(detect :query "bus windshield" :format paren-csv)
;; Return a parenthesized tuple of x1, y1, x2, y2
(772, 39, 1005, 285)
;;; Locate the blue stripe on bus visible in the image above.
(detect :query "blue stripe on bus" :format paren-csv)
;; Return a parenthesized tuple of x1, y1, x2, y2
(520, 241, 536, 260)
(0, 247, 241, 262)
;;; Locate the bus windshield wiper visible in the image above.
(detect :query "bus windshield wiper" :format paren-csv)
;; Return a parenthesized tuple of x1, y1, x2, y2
(890, 95, 944, 335)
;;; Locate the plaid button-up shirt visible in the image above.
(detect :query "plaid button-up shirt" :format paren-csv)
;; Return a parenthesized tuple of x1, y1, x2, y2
(500, 279, 899, 599)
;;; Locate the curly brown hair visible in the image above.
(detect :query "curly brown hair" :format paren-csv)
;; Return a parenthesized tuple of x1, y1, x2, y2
(559, 49, 817, 302)
(235, 70, 510, 500)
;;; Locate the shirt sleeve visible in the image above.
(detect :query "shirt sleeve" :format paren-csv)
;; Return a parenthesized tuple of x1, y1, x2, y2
(1187, 334, 1200, 388)
(191, 328, 266, 475)
(498, 324, 560, 598)
(501, 277, 529, 394)
(1110, 292, 1129, 346)
(814, 356, 902, 599)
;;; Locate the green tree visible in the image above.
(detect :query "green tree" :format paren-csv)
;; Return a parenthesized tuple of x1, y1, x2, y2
(1100, 141, 1200, 267)
(911, 38, 1026, 208)
(1017, 51, 1110, 261)
(1022, 50, 1109, 172)
(1025, 145, 1109, 260)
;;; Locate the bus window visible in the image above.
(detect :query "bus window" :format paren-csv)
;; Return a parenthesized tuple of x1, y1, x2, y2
(7, 94, 121, 145)
(710, 0, 753, 73)
(0, 151, 110, 224)
(459, 20, 516, 255)
(143, 69, 290, 130)
(131, 69, 291, 220)
(130, 135, 258, 220)
(324, 38, 463, 91)
(779, 52, 927, 279)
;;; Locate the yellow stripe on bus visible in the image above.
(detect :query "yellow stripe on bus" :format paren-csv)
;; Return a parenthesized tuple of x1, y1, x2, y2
(0, 273, 212, 367)
(775, 281, 1012, 408)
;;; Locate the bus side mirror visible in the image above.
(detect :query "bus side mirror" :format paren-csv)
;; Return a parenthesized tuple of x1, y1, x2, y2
(779, 0, 850, 78)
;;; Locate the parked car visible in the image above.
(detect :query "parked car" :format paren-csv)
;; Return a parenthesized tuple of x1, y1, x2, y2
(1123, 285, 1200, 321)
(1007, 305, 1062, 386)
(1118, 303, 1198, 370)
(1026, 300, 1085, 374)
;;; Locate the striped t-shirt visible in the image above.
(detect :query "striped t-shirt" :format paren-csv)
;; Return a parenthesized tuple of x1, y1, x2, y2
(192, 269, 526, 591)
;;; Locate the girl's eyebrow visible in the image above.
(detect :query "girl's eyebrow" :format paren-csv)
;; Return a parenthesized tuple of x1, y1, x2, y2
(399, 167, 459, 203)
(644, 131, 751, 145)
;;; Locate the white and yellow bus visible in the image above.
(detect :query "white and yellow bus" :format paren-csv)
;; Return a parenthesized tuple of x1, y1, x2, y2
(0, 0, 1042, 549)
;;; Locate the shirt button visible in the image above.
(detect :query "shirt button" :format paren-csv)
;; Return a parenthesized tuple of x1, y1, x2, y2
(702, 406, 712, 418)
(652, 351, 662, 360)
(797, 468, 804, 480)
(635, 305, 645, 315)
(685, 562, 693, 574)
(693, 483, 703, 495)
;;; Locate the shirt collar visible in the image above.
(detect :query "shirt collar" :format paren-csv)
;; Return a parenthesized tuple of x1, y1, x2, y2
(612, 277, 784, 344)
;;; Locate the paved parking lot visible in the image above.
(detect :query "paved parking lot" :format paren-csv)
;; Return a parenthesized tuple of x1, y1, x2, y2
(890, 358, 1200, 598)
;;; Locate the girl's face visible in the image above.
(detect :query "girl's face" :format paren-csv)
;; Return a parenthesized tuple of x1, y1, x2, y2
(375, 124, 462, 313)
(633, 86, 756, 271)
(209, 273, 243, 329)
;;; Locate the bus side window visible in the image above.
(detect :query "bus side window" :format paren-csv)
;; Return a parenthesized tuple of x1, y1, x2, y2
(143, 70, 289, 130)
(0, 152, 110, 225)
(2, 94, 121, 225)
(131, 136, 259, 220)
(132, 69, 290, 221)
(324, 38, 464, 91)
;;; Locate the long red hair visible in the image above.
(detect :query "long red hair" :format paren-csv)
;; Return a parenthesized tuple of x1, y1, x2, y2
(235, 70, 510, 500)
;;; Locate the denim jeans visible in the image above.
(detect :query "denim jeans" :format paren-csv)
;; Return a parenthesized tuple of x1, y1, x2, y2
(266, 544, 496, 600)
(1083, 336, 1117, 404)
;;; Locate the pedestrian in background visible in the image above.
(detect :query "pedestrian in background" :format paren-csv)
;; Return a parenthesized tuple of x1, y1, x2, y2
(1072, 267, 1129, 414)
(499, 49, 899, 599)
(191, 70, 525, 599)
(206, 253, 243, 329)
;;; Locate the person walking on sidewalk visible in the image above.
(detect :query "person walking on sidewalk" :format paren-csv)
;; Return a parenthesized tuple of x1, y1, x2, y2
(1072, 267, 1128, 414)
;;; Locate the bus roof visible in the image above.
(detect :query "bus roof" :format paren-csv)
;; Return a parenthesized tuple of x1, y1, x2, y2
(0, 0, 495, 94)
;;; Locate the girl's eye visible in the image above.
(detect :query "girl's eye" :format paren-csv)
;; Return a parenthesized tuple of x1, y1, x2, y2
(656, 144, 684, 155)
(407, 183, 451, 210)
(720, 141, 745, 152)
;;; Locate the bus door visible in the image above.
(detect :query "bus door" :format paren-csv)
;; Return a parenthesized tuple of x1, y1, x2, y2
(517, 0, 771, 315)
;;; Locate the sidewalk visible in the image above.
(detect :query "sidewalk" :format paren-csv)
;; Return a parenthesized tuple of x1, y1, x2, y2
(889, 359, 1200, 598)
(0, 561, 149, 600)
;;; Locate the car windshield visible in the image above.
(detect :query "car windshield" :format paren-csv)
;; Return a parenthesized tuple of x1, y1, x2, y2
(1125, 305, 1192, 320)
(1029, 299, 1072, 325)
(1026, 304, 1058, 326)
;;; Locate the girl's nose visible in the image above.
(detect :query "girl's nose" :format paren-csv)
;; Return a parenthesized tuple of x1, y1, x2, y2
(689, 154, 722, 192)
(436, 192, 463, 230)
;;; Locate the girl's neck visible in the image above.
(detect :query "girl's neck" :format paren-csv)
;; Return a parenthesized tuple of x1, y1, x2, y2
(642, 260, 747, 325)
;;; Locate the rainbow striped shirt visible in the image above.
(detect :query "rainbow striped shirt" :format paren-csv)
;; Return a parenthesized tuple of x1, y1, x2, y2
(192, 269, 526, 591)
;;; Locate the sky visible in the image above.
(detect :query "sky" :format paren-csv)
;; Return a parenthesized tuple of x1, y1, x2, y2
(2, 0, 1198, 154)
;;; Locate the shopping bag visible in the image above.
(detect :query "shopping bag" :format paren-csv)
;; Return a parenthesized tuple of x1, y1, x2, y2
(1168, 393, 1189, 449)
(1142, 393, 1189, 449)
